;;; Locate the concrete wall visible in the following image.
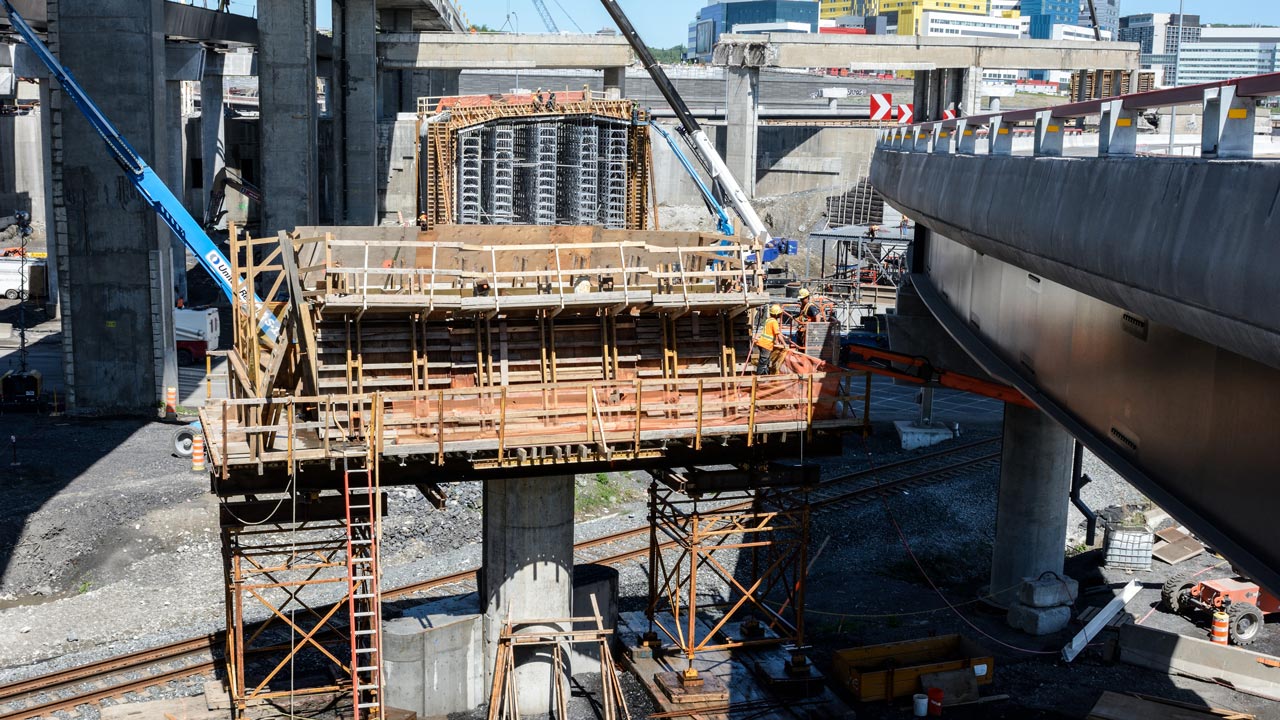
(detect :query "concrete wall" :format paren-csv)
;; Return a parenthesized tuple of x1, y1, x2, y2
(871, 149, 1280, 371)
(49, 0, 176, 413)
(651, 123, 878, 205)
(0, 82, 48, 239)
(383, 594, 485, 719)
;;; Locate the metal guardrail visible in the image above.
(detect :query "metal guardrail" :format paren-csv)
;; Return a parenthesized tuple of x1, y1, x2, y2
(876, 71, 1280, 160)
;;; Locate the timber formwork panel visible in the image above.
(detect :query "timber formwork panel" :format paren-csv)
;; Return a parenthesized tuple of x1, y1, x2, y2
(204, 226, 866, 482)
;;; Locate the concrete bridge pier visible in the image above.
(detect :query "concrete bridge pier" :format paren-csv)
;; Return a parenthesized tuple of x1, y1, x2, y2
(482, 475, 575, 715)
(989, 403, 1074, 606)
(49, 0, 177, 412)
(912, 67, 982, 120)
(725, 66, 759, 198)
(259, 0, 318, 234)
(604, 66, 626, 97)
(333, 0, 378, 224)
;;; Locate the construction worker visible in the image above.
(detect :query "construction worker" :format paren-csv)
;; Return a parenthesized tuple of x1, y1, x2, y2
(795, 288, 820, 349)
(755, 304, 786, 375)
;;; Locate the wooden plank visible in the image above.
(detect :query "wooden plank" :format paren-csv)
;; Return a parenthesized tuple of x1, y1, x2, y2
(1153, 536, 1204, 565)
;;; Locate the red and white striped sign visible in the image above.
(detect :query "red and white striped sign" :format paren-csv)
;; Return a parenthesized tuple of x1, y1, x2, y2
(942, 108, 957, 120)
(897, 103, 914, 124)
(870, 93, 893, 121)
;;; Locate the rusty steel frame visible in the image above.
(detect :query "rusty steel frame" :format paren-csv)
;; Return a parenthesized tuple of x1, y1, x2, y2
(644, 476, 810, 672)
(222, 518, 356, 716)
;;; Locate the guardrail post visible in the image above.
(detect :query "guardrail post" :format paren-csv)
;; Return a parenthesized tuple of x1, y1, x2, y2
(1033, 110, 1064, 157)
(932, 124, 952, 155)
(955, 119, 977, 155)
(1202, 86, 1255, 159)
(989, 115, 1012, 156)
(913, 125, 931, 153)
(1098, 100, 1138, 157)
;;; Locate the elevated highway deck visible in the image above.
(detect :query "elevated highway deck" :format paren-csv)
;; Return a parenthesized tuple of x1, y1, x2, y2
(872, 73, 1280, 593)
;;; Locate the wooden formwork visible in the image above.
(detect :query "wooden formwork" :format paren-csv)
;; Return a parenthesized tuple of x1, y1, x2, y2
(204, 225, 870, 486)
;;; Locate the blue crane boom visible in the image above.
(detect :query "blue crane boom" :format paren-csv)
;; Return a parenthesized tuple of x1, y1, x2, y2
(0, 0, 282, 342)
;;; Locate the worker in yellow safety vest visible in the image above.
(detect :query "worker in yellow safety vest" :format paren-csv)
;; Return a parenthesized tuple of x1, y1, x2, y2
(755, 304, 787, 375)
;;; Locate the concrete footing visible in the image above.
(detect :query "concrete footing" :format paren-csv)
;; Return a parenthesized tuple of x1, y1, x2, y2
(989, 404, 1074, 607)
(482, 475, 574, 716)
(1006, 601, 1071, 635)
(893, 419, 957, 450)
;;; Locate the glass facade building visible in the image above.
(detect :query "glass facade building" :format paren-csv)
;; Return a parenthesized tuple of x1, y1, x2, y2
(687, 1, 821, 62)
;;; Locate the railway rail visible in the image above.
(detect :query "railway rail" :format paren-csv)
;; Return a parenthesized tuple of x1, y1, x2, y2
(0, 437, 1001, 720)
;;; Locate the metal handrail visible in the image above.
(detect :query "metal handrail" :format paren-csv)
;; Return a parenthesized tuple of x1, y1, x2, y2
(877, 71, 1280, 160)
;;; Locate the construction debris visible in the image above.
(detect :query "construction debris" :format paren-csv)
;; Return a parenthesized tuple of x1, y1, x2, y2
(1153, 527, 1206, 566)
(831, 634, 994, 702)
(1063, 579, 1141, 662)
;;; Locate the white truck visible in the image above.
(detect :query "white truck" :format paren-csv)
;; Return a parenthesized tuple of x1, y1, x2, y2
(0, 256, 46, 299)
(173, 306, 220, 366)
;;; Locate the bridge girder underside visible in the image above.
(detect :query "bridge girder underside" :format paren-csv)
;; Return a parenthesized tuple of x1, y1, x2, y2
(872, 150, 1280, 595)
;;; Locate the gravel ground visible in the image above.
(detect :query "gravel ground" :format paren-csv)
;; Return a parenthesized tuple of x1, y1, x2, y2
(1, 408, 1275, 719)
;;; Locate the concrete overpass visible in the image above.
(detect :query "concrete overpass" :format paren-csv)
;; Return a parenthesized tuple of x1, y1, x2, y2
(377, 32, 633, 70)
(871, 72, 1280, 595)
(712, 32, 1139, 71)
(709, 32, 1142, 199)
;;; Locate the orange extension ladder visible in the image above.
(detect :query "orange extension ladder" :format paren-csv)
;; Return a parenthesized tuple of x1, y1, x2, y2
(343, 445, 384, 720)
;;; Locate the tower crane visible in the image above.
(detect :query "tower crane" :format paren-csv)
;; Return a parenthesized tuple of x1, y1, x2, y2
(531, 0, 559, 32)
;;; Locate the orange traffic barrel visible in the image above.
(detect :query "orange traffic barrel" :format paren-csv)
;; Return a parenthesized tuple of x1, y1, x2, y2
(1211, 611, 1230, 645)
(191, 434, 206, 472)
(165, 386, 177, 415)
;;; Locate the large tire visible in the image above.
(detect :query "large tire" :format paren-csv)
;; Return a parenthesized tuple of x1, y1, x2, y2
(1162, 572, 1196, 614)
(3, 289, 17, 300)
(173, 426, 196, 457)
(1227, 602, 1264, 646)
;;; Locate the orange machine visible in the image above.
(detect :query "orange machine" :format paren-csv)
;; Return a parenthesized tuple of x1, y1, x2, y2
(841, 344, 1034, 408)
(1163, 573, 1278, 646)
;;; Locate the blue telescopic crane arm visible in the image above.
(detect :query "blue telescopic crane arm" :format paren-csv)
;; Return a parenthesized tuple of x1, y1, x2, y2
(0, 0, 281, 342)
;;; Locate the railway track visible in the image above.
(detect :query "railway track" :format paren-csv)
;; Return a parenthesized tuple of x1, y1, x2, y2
(0, 437, 1000, 720)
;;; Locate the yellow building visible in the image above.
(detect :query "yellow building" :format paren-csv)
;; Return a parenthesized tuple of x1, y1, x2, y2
(885, 0, 990, 34)
(820, 0, 875, 19)
(821, 1, 991, 33)
(820, 0, 858, 18)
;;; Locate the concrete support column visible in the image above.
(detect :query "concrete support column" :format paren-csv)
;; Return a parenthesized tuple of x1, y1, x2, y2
(912, 71, 931, 122)
(49, 0, 176, 413)
(333, 0, 378, 224)
(482, 475, 574, 716)
(164, 80, 189, 302)
(989, 404, 1074, 606)
(962, 66, 982, 116)
(725, 66, 759, 198)
(259, 0, 318, 235)
(201, 49, 226, 228)
(603, 66, 626, 98)
(38, 80, 57, 316)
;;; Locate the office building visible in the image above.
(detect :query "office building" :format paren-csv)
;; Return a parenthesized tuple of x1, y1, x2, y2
(1076, 0, 1119, 36)
(687, 1, 821, 63)
(1118, 13, 1202, 85)
(918, 10, 1023, 39)
(1022, 0, 1080, 39)
(877, 0, 990, 35)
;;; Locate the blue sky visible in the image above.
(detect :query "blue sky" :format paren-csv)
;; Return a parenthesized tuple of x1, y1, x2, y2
(221, 0, 1280, 48)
